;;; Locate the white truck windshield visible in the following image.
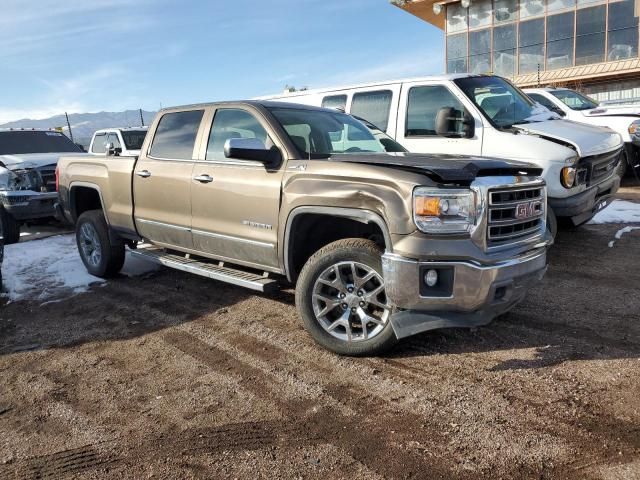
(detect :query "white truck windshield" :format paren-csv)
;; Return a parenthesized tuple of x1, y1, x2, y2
(454, 76, 552, 129)
(550, 90, 599, 111)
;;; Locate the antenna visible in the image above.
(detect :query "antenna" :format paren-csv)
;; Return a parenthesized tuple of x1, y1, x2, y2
(65, 112, 74, 142)
(139, 108, 145, 126)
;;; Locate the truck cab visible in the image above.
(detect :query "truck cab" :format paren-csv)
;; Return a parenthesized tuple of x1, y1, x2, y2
(88, 127, 148, 157)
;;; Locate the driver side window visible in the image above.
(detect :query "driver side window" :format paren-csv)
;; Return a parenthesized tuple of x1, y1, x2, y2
(206, 109, 270, 161)
(406, 86, 465, 137)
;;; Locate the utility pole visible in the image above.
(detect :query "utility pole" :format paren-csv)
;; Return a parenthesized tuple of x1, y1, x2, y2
(139, 108, 145, 127)
(537, 63, 541, 87)
(65, 112, 74, 142)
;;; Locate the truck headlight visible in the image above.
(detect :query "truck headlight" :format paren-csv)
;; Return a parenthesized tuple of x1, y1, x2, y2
(0, 168, 16, 191)
(413, 187, 476, 234)
(560, 166, 577, 188)
(628, 120, 640, 137)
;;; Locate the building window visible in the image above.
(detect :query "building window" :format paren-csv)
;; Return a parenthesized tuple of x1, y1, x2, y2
(446, 33, 468, 72)
(607, 0, 639, 61)
(547, 0, 576, 12)
(469, 29, 492, 73)
(576, 0, 605, 7)
(493, 24, 516, 77)
(350, 90, 393, 131)
(520, 0, 545, 18)
(494, 0, 518, 23)
(575, 5, 606, 65)
(446, 3, 468, 33)
(469, 0, 492, 29)
(519, 18, 545, 73)
(547, 12, 575, 69)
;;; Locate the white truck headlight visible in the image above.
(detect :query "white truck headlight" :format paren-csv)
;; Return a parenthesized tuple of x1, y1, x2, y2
(628, 120, 640, 137)
(413, 187, 476, 234)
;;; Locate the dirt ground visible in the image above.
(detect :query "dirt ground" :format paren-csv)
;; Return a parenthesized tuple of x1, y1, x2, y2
(1, 205, 639, 479)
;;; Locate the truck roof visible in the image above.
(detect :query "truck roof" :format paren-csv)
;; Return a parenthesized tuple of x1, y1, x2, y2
(93, 127, 149, 134)
(158, 99, 347, 115)
(256, 73, 488, 100)
(0, 128, 66, 133)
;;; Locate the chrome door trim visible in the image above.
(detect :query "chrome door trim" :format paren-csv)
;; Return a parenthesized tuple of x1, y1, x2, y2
(191, 228, 275, 249)
(136, 218, 191, 232)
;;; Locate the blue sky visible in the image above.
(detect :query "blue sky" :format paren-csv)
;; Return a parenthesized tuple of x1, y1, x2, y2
(0, 0, 443, 123)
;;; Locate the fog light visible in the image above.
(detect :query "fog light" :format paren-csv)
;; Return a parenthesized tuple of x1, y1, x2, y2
(424, 269, 438, 287)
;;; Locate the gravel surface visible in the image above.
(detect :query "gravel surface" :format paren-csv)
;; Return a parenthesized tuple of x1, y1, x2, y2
(0, 216, 639, 479)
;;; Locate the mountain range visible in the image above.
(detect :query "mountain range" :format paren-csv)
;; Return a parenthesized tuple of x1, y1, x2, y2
(0, 110, 157, 148)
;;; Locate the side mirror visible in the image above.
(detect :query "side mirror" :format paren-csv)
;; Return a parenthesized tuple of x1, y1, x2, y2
(105, 142, 122, 156)
(224, 138, 281, 167)
(435, 107, 474, 139)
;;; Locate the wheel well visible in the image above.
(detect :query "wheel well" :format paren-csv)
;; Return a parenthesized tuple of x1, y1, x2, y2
(70, 186, 103, 222)
(287, 213, 387, 281)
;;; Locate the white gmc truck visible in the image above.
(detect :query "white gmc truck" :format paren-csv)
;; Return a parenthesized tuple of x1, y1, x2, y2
(264, 74, 624, 234)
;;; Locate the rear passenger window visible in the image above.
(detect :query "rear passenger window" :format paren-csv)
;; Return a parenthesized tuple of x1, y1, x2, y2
(350, 90, 392, 131)
(91, 133, 106, 153)
(149, 110, 204, 159)
(322, 95, 347, 110)
(406, 86, 464, 137)
(206, 109, 270, 160)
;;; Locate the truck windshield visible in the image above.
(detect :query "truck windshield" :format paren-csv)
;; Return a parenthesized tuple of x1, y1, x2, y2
(454, 76, 553, 129)
(268, 107, 391, 158)
(549, 90, 599, 111)
(121, 130, 147, 150)
(0, 131, 81, 155)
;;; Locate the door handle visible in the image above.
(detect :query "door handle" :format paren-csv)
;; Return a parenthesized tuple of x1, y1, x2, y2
(193, 174, 214, 183)
(136, 170, 151, 178)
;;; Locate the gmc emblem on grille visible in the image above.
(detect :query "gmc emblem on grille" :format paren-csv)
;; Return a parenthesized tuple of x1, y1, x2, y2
(515, 201, 540, 220)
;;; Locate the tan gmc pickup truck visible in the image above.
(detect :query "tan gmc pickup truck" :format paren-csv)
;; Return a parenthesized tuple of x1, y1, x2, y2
(56, 101, 552, 355)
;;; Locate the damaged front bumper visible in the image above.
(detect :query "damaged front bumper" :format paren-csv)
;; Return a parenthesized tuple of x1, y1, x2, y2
(0, 190, 58, 221)
(382, 246, 548, 339)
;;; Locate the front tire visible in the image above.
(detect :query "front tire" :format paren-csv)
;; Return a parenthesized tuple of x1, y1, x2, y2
(0, 206, 21, 245)
(295, 238, 397, 356)
(76, 210, 125, 278)
(546, 207, 558, 240)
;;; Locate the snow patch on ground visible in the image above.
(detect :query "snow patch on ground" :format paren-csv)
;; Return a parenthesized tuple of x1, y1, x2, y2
(607, 226, 640, 248)
(588, 200, 640, 224)
(2, 234, 159, 302)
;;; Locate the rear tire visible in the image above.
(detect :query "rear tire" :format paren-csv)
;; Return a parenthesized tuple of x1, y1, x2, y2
(0, 206, 21, 245)
(76, 210, 125, 278)
(295, 238, 397, 356)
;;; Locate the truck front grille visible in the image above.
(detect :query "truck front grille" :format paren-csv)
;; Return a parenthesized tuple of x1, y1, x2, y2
(579, 149, 621, 186)
(487, 185, 545, 248)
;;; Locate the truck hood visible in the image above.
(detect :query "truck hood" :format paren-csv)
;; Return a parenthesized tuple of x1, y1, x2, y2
(0, 152, 85, 170)
(513, 119, 622, 157)
(329, 153, 541, 183)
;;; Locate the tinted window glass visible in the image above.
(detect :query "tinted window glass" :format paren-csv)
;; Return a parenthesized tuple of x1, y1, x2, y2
(547, 12, 575, 70)
(406, 86, 465, 137)
(547, 0, 575, 12)
(528, 93, 560, 110)
(149, 110, 204, 160)
(446, 3, 468, 32)
(469, 29, 491, 74)
(607, 0, 639, 61)
(350, 90, 392, 131)
(447, 33, 468, 73)
(321, 95, 347, 110)
(494, 0, 517, 22)
(206, 109, 269, 160)
(107, 133, 121, 149)
(0, 131, 81, 155)
(575, 6, 606, 65)
(91, 133, 107, 153)
(121, 130, 147, 150)
(520, 0, 545, 18)
(469, 0, 491, 28)
(519, 18, 545, 73)
(493, 24, 516, 77)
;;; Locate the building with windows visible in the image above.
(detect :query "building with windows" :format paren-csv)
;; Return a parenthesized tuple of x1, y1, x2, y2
(391, 0, 640, 103)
